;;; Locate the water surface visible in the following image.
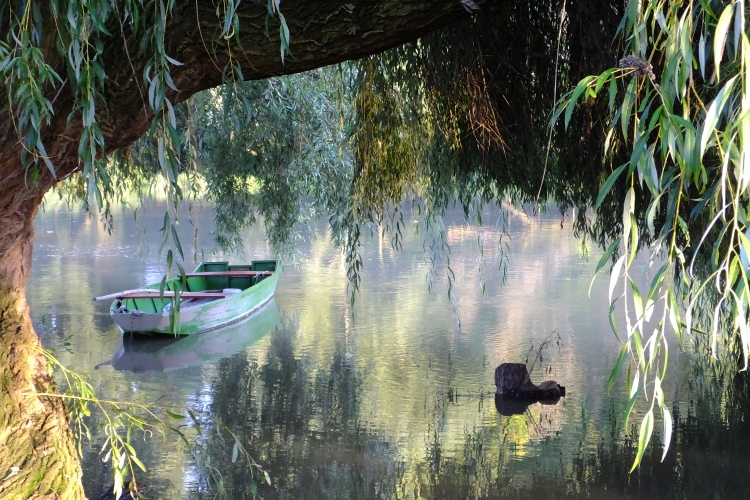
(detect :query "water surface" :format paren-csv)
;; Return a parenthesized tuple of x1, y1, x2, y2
(28, 198, 750, 499)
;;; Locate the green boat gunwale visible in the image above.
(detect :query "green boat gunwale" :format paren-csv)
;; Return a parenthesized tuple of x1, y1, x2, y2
(109, 260, 278, 335)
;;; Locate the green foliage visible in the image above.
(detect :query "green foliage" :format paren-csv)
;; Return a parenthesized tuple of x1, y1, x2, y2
(338, 1, 626, 303)
(1, 0, 291, 265)
(191, 69, 352, 255)
(33, 345, 270, 499)
(558, 0, 750, 470)
(34, 345, 160, 499)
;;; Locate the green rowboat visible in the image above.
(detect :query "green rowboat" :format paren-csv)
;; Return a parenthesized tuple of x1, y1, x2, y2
(109, 300, 280, 371)
(102, 260, 278, 335)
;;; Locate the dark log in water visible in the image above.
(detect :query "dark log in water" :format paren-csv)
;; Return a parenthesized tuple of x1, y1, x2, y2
(494, 363, 566, 399)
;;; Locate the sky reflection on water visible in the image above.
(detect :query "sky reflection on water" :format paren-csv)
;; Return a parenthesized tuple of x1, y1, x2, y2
(27, 197, 750, 499)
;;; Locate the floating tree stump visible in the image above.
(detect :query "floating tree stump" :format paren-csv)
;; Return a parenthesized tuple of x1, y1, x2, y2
(494, 363, 566, 400)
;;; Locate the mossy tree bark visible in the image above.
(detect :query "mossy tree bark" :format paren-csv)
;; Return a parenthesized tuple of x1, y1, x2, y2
(0, 291, 85, 500)
(0, 1, 496, 497)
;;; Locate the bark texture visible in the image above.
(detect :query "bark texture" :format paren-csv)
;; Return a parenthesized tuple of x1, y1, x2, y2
(0, 291, 85, 500)
(0, 1, 497, 498)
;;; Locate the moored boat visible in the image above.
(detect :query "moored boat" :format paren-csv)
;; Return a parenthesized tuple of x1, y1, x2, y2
(108, 300, 281, 371)
(100, 260, 278, 335)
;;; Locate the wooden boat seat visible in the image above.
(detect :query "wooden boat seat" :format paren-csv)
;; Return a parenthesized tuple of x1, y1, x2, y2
(117, 292, 233, 299)
(183, 271, 273, 277)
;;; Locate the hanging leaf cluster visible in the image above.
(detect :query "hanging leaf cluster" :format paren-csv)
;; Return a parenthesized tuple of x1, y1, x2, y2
(559, 0, 750, 469)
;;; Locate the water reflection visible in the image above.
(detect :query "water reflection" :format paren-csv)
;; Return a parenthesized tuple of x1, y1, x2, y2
(193, 319, 396, 499)
(188, 316, 750, 500)
(26, 197, 750, 499)
(493, 395, 560, 417)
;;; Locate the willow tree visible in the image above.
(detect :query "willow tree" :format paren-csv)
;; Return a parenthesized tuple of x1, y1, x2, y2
(0, 1, 497, 497)
(364, 0, 750, 470)
(558, 0, 750, 469)
(334, 0, 750, 470)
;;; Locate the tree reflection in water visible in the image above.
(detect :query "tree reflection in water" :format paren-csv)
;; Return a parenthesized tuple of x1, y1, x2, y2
(196, 318, 396, 499)
(189, 317, 750, 500)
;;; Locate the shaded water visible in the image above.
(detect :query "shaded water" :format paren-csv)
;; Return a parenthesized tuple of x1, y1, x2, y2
(28, 198, 750, 499)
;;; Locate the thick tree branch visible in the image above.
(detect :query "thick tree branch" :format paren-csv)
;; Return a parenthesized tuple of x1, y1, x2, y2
(0, 0, 496, 293)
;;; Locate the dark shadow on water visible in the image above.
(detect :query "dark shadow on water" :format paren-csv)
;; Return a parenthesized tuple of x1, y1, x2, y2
(493, 394, 562, 416)
(494, 394, 534, 416)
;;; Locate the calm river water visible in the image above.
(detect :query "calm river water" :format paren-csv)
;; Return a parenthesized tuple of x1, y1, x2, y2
(27, 197, 750, 499)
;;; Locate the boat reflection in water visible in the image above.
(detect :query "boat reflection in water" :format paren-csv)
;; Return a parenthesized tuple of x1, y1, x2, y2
(108, 300, 280, 372)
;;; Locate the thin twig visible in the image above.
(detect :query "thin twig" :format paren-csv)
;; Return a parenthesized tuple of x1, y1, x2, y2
(535, 0, 568, 208)
(113, 2, 149, 122)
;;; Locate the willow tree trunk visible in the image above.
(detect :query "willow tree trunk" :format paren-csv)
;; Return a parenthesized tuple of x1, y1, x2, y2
(0, 181, 84, 499)
(0, 0, 495, 497)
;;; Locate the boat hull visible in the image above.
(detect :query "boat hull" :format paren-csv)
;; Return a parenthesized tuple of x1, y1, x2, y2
(109, 261, 278, 335)
(110, 300, 281, 371)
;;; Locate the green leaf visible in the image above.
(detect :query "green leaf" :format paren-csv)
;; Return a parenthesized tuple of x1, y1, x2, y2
(187, 409, 202, 435)
(232, 441, 239, 463)
(630, 370, 640, 399)
(624, 382, 643, 428)
(661, 407, 673, 461)
(622, 188, 635, 251)
(647, 264, 669, 305)
(734, 0, 743, 54)
(609, 255, 626, 303)
(177, 262, 186, 286)
(84, 93, 96, 128)
(165, 54, 184, 66)
(166, 410, 186, 420)
(654, 375, 664, 406)
(590, 237, 622, 298)
(66, 4, 77, 30)
(645, 193, 662, 236)
(35, 137, 56, 178)
(607, 343, 628, 392)
(738, 229, 750, 269)
(164, 71, 178, 92)
(114, 469, 124, 498)
(165, 99, 177, 127)
(279, 12, 290, 64)
(131, 454, 147, 472)
(667, 290, 682, 346)
(633, 330, 645, 369)
(699, 77, 737, 157)
(157, 134, 166, 172)
(714, 3, 735, 80)
(171, 226, 184, 260)
(655, 7, 667, 31)
(698, 33, 706, 80)
(603, 128, 615, 157)
(609, 298, 621, 341)
(609, 74, 618, 111)
(564, 76, 596, 127)
(631, 410, 654, 472)
(594, 68, 615, 97)
(621, 79, 636, 140)
(627, 212, 638, 268)
(630, 278, 644, 321)
(596, 163, 628, 209)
